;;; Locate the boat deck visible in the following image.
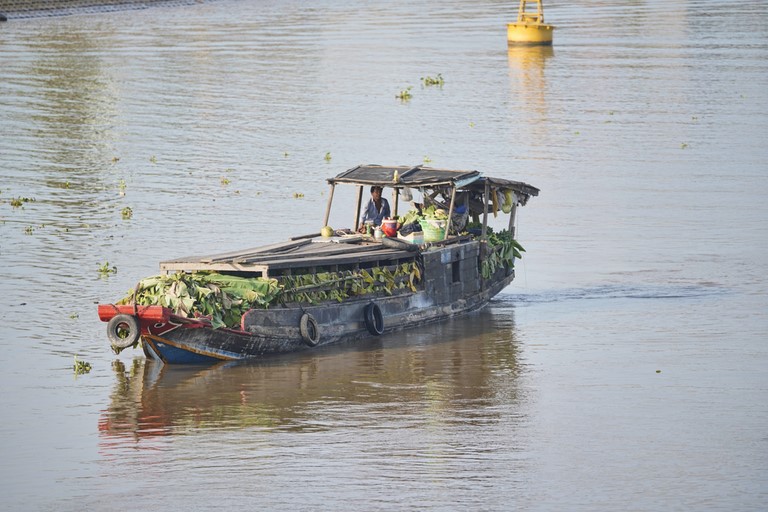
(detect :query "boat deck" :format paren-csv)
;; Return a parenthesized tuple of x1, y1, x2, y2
(159, 235, 417, 276)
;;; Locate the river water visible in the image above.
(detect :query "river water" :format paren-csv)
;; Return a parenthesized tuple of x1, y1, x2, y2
(1, 1, 766, 510)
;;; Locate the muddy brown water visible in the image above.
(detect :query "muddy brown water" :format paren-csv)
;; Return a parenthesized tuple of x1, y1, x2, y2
(0, 1, 766, 510)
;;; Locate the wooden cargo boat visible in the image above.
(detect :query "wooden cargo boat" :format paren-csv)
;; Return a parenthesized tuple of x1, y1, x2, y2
(97, 164, 538, 364)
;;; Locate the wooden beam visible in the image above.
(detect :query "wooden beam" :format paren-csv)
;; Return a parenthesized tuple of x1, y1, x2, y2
(354, 185, 364, 231)
(262, 248, 416, 271)
(393, 188, 400, 218)
(508, 202, 518, 238)
(195, 239, 312, 263)
(481, 181, 489, 238)
(159, 261, 270, 274)
(237, 243, 383, 264)
(444, 186, 457, 240)
(323, 183, 335, 227)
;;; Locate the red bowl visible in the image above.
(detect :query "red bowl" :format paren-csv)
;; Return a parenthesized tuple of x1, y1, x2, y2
(382, 224, 397, 237)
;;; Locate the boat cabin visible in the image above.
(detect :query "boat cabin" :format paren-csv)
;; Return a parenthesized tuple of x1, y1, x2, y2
(160, 165, 537, 281)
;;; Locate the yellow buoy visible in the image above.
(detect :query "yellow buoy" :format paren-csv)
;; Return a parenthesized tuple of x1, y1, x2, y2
(507, 0, 555, 46)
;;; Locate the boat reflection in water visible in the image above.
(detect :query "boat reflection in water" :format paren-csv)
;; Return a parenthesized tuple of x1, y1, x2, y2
(98, 306, 523, 444)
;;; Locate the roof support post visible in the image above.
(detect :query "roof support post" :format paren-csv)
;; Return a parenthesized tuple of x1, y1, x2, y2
(508, 199, 518, 238)
(393, 188, 400, 218)
(444, 186, 457, 240)
(481, 181, 489, 238)
(354, 185, 364, 231)
(323, 183, 336, 227)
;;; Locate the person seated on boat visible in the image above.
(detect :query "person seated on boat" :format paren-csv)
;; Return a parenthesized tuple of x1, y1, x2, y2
(359, 185, 391, 231)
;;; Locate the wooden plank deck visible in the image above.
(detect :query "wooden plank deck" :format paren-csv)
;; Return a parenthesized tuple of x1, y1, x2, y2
(203, 239, 312, 263)
(159, 238, 416, 275)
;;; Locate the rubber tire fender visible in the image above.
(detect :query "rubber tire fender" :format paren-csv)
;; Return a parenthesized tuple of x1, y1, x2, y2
(107, 314, 140, 349)
(364, 302, 384, 336)
(299, 313, 320, 347)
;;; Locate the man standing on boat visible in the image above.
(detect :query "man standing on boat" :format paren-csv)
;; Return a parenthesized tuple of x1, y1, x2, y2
(360, 185, 391, 229)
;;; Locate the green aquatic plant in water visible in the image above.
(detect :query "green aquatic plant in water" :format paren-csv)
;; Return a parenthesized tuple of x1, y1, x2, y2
(421, 73, 444, 87)
(73, 356, 92, 375)
(396, 86, 413, 101)
(99, 262, 117, 275)
(10, 197, 35, 208)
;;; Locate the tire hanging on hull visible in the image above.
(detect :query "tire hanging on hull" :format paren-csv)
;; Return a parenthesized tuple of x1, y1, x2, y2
(299, 313, 320, 346)
(106, 314, 140, 350)
(364, 302, 384, 336)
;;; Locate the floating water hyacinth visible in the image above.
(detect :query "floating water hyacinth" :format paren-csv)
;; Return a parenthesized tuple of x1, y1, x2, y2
(10, 197, 35, 208)
(73, 356, 92, 375)
(396, 86, 413, 101)
(420, 73, 444, 87)
(99, 262, 117, 275)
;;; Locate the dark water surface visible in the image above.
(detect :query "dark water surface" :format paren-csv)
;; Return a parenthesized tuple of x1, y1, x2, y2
(1, 1, 767, 510)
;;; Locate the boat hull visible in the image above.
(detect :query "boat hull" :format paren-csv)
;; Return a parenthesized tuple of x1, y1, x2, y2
(139, 272, 514, 364)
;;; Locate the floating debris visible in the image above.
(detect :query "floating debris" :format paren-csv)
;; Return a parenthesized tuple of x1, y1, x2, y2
(396, 87, 413, 101)
(121, 207, 133, 219)
(10, 196, 35, 208)
(73, 355, 92, 375)
(421, 74, 444, 87)
(99, 262, 117, 276)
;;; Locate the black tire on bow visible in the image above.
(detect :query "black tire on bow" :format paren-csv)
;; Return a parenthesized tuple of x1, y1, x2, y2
(364, 302, 384, 336)
(107, 314, 140, 349)
(299, 313, 320, 347)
